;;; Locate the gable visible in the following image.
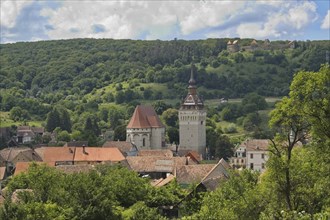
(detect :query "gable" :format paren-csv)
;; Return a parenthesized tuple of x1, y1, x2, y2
(127, 105, 164, 129)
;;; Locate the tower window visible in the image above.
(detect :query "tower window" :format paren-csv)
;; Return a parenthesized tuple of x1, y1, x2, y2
(201, 121, 203, 125)
(143, 138, 145, 147)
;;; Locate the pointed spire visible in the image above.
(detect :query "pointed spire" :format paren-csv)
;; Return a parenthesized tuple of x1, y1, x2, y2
(189, 63, 196, 86)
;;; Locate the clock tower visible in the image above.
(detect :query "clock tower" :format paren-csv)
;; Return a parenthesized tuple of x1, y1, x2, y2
(179, 63, 206, 157)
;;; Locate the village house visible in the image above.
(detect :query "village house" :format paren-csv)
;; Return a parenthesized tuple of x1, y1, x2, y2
(227, 40, 239, 52)
(230, 139, 269, 172)
(0, 147, 42, 177)
(73, 146, 125, 165)
(15, 126, 45, 144)
(35, 146, 75, 166)
(126, 105, 166, 149)
(35, 146, 125, 165)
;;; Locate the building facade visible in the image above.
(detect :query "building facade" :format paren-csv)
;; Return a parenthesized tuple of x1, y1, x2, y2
(126, 105, 165, 149)
(230, 139, 269, 172)
(179, 63, 206, 157)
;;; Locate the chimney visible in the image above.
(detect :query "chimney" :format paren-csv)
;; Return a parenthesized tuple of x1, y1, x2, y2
(83, 144, 87, 155)
(185, 156, 190, 165)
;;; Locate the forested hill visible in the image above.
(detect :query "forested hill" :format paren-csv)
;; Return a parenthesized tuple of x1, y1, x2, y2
(0, 38, 328, 113)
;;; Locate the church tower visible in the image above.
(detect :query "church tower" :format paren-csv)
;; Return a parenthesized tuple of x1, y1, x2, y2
(179, 63, 206, 157)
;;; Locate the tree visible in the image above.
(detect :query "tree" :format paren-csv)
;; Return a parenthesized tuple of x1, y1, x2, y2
(58, 108, 72, 132)
(82, 116, 100, 146)
(243, 112, 261, 131)
(167, 127, 179, 144)
(57, 130, 71, 142)
(46, 108, 61, 132)
(108, 107, 125, 129)
(113, 124, 127, 141)
(9, 106, 29, 122)
(198, 170, 263, 220)
(162, 108, 178, 127)
(152, 101, 171, 115)
(266, 65, 330, 212)
(242, 92, 267, 111)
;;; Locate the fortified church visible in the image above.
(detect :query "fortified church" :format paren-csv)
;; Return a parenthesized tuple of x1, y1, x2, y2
(126, 63, 206, 157)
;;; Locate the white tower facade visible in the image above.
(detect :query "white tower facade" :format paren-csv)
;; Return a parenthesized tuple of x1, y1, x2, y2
(179, 64, 206, 157)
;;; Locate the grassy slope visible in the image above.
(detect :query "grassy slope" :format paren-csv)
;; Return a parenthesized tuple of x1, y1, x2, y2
(0, 112, 43, 127)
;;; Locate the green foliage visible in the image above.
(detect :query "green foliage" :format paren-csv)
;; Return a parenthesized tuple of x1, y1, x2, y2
(167, 127, 179, 144)
(243, 112, 261, 131)
(223, 123, 237, 134)
(122, 202, 166, 220)
(206, 126, 234, 159)
(198, 170, 263, 220)
(113, 124, 127, 141)
(45, 107, 72, 132)
(161, 108, 178, 127)
(57, 130, 71, 142)
(242, 92, 268, 112)
(2, 164, 177, 220)
(9, 106, 30, 122)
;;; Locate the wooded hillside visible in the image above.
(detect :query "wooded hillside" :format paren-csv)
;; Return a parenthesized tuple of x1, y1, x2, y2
(0, 38, 328, 147)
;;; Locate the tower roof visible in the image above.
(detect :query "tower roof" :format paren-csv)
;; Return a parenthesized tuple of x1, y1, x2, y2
(181, 63, 204, 108)
(127, 105, 165, 129)
(188, 63, 196, 87)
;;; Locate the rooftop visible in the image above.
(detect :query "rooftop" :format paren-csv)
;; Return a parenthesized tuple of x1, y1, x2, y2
(127, 105, 165, 129)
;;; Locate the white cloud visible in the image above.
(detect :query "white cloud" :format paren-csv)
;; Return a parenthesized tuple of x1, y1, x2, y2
(0, 0, 34, 28)
(2, 0, 323, 42)
(40, 1, 248, 40)
(321, 10, 330, 29)
(236, 1, 317, 39)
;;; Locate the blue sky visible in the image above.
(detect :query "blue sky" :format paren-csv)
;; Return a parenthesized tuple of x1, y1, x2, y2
(1, 0, 329, 44)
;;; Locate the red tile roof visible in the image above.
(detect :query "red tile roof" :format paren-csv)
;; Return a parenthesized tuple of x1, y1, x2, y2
(176, 164, 215, 185)
(127, 105, 164, 129)
(201, 159, 230, 191)
(14, 162, 55, 176)
(138, 149, 173, 158)
(103, 141, 135, 153)
(0, 147, 42, 162)
(240, 139, 269, 151)
(36, 147, 75, 162)
(74, 147, 125, 162)
(126, 156, 186, 173)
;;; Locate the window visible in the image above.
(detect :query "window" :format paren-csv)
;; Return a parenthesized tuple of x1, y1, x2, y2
(250, 153, 253, 159)
(142, 138, 145, 147)
(262, 163, 265, 169)
(201, 121, 203, 125)
(241, 159, 244, 163)
(261, 153, 264, 159)
(250, 163, 254, 169)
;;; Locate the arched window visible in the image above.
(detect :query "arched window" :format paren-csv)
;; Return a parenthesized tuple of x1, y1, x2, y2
(143, 138, 146, 147)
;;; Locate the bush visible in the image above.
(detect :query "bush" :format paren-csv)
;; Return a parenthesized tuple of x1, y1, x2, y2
(224, 123, 237, 134)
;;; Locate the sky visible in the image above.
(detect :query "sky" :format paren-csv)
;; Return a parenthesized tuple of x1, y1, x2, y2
(0, 0, 329, 44)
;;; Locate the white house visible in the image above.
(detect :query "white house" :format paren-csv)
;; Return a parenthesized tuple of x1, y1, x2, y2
(231, 139, 269, 172)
